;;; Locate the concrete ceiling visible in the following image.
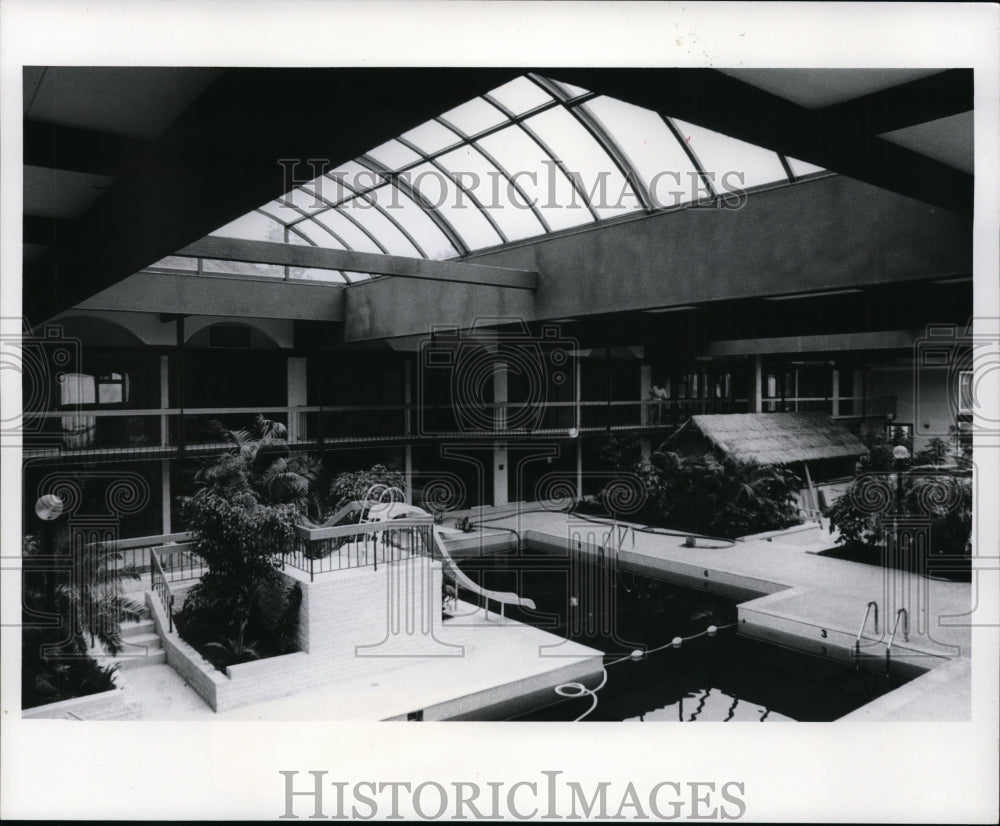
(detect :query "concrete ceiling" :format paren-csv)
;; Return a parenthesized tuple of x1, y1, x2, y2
(718, 68, 946, 109)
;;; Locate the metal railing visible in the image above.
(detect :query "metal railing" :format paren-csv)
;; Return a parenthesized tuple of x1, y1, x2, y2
(94, 532, 194, 575)
(21, 392, 880, 458)
(148, 540, 205, 632)
(286, 517, 435, 582)
(853, 600, 879, 661)
(153, 542, 204, 583)
(150, 548, 176, 633)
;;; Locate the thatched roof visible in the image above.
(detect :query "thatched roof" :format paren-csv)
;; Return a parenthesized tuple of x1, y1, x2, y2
(668, 412, 869, 465)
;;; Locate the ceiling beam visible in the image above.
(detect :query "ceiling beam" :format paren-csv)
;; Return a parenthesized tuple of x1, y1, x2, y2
(178, 237, 539, 290)
(24, 67, 523, 324)
(75, 271, 345, 321)
(816, 69, 973, 135)
(550, 68, 973, 215)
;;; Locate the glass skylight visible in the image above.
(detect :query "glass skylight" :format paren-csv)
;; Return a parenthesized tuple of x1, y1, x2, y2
(339, 194, 422, 257)
(408, 161, 505, 250)
(670, 117, 788, 191)
(487, 76, 553, 116)
(365, 139, 424, 172)
(436, 146, 546, 242)
(366, 185, 458, 259)
(787, 156, 827, 179)
(311, 209, 387, 254)
(524, 106, 641, 219)
(401, 119, 463, 155)
(190, 73, 827, 285)
(582, 96, 702, 209)
(477, 125, 594, 232)
(439, 97, 508, 137)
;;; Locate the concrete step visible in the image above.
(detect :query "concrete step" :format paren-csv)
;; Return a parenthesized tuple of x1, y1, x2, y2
(111, 629, 166, 672)
(119, 631, 162, 651)
(113, 649, 167, 671)
(121, 618, 155, 638)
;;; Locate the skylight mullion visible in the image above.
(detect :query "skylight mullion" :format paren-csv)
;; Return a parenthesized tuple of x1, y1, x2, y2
(777, 154, 796, 182)
(286, 221, 353, 254)
(357, 190, 430, 258)
(396, 134, 510, 247)
(434, 117, 552, 234)
(528, 74, 655, 213)
(359, 96, 564, 188)
(661, 115, 718, 201)
(357, 156, 471, 257)
(283, 174, 366, 229)
(483, 94, 602, 222)
(328, 202, 392, 255)
(304, 176, 430, 259)
(261, 199, 320, 232)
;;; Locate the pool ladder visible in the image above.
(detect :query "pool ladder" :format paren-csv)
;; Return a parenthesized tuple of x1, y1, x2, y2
(885, 608, 909, 674)
(853, 601, 879, 664)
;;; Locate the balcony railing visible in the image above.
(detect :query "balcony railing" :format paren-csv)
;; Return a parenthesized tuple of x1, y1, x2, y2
(22, 393, 872, 456)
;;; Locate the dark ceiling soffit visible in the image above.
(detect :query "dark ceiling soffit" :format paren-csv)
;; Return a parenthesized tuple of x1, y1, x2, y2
(24, 120, 152, 177)
(23, 214, 73, 246)
(24, 67, 524, 324)
(179, 237, 539, 290)
(549, 68, 973, 216)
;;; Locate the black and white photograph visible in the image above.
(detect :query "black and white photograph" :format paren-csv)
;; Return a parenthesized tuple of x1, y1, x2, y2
(1, 1, 997, 821)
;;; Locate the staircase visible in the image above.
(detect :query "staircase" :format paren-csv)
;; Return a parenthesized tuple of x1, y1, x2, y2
(111, 601, 167, 671)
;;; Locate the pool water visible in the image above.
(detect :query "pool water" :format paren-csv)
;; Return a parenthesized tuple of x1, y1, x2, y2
(454, 546, 909, 722)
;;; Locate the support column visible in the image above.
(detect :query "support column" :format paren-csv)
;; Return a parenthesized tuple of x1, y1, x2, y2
(831, 368, 840, 417)
(174, 316, 186, 458)
(403, 358, 413, 436)
(160, 460, 172, 534)
(403, 358, 413, 505)
(287, 356, 307, 442)
(640, 364, 652, 427)
(159, 354, 170, 446)
(493, 443, 508, 508)
(752, 355, 763, 413)
(493, 358, 508, 507)
(576, 437, 584, 500)
(404, 445, 413, 505)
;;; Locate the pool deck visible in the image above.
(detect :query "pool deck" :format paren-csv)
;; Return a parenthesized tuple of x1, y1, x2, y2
(457, 505, 972, 721)
(120, 600, 604, 722)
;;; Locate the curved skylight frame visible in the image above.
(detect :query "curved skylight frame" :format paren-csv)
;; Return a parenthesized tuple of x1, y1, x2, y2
(176, 72, 830, 285)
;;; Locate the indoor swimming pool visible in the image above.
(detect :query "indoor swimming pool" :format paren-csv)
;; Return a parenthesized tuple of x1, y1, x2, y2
(454, 545, 913, 722)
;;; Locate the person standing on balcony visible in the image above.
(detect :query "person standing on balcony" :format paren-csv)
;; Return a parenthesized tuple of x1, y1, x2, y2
(649, 384, 669, 425)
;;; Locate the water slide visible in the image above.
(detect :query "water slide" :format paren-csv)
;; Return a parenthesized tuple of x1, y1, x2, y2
(430, 525, 537, 613)
(343, 484, 537, 612)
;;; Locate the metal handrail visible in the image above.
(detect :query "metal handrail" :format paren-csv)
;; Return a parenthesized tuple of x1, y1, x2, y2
(150, 548, 175, 633)
(602, 521, 634, 553)
(286, 517, 434, 581)
(853, 600, 879, 660)
(886, 608, 909, 661)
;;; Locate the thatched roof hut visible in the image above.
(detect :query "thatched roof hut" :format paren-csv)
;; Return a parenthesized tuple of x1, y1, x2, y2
(663, 412, 868, 467)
